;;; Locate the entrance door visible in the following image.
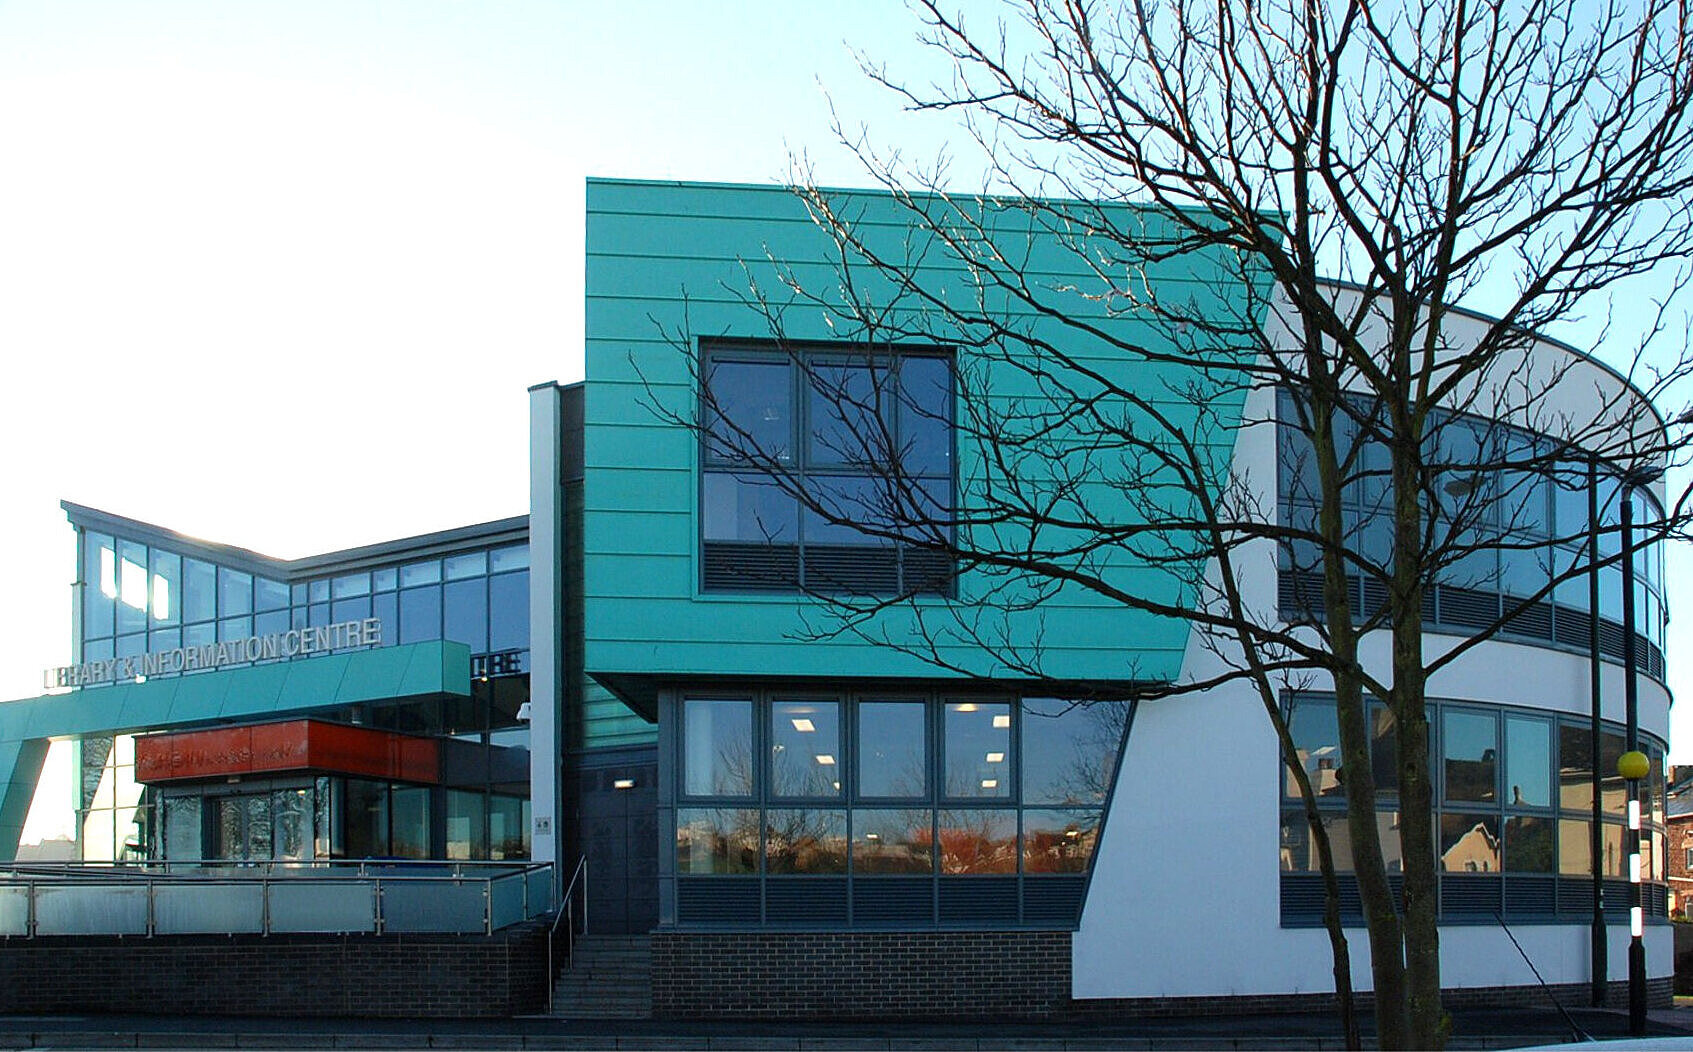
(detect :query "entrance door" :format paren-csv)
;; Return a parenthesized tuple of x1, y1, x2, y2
(212, 795, 273, 861)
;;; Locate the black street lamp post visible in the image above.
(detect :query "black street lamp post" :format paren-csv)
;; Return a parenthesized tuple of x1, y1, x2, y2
(1619, 466, 1660, 1037)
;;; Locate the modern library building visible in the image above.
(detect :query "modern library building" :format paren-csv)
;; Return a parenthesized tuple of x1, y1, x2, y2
(0, 178, 1675, 1019)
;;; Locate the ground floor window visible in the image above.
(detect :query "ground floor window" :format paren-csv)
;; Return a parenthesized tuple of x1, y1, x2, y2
(1280, 694, 1668, 924)
(663, 690, 1129, 928)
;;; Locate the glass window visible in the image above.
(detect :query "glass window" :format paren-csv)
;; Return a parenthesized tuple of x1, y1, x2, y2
(858, 702, 927, 798)
(1503, 815, 1554, 872)
(807, 357, 890, 468)
(182, 558, 216, 624)
(443, 577, 487, 652)
(765, 809, 847, 874)
(682, 699, 754, 797)
(218, 616, 252, 642)
(149, 549, 180, 626)
(1286, 698, 1342, 798)
(938, 809, 1016, 874)
(400, 560, 440, 588)
(1440, 812, 1500, 872)
(1280, 810, 1405, 873)
(162, 796, 201, 861)
(897, 354, 952, 477)
(371, 592, 397, 642)
(770, 701, 841, 798)
(254, 610, 288, 637)
(1505, 716, 1552, 808)
(702, 473, 799, 543)
(332, 573, 370, 599)
(1559, 724, 1594, 812)
(1022, 809, 1101, 874)
(490, 795, 526, 860)
(149, 627, 180, 653)
(372, 567, 398, 592)
(676, 808, 759, 874)
(342, 779, 389, 858)
(1559, 818, 1591, 875)
(390, 786, 429, 859)
(444, 552, 486, 580)
(850, 809, 933, 874)
(218, 567, 253, 617)
(254, 576, 289, 613)
(182, 622, 213, 649)
(488, 570, 528, 653)
(116, 632, 145, 658)
(331, 595, 370, 623)
(1601, 730, 1627, 817)
(705, 356, 793, 463)
(1021, 699, 1124, 806)
(1443, 711, 1497, 803)
(116, 540, 149, 634)
(447, 790, 486, 861)
(309, 579, 330, 603)
(490, 546, 528, 573)
(944, 702, 1012, 799)
(399, 586, 441, 644)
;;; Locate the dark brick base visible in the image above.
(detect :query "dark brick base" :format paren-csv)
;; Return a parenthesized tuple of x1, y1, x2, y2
(0, 922, 549, 1018)
(654, 929, 1673, 1021)
(651, 930, 1071, 1020)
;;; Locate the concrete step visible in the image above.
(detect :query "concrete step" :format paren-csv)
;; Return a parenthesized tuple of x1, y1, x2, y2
(546, 933, 653, 1019)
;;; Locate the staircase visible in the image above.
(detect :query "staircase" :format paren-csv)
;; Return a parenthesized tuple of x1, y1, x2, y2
(548, 933, 652, 1019)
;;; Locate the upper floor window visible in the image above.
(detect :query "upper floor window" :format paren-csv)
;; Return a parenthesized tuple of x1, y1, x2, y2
(699, 339, 954, 595)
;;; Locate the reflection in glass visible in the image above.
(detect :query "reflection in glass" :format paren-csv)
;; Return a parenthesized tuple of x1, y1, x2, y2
(1370, 706, 1398, 793)
(343, 780, 389, 858)
(1440, 813, 1500, 872)
(1022, 808, 1101, 873)
(944, 703, 1012, 799)
(1443, 711, 1497, 803)
(1503, 816, 1554, 872)
(163, 796, 201, 861)
(703, 473, 799, 542)
(1602, 822, 1624, 878)
(488, 571, 529, 652)
(443, 577, 488, 653)
(1286, 698, 1342, 798)
(390, 786, 429, 859)
(858, 702, 926, 798)
(218, 567, 253, 617)
(399, 586, 442, 644)
(765, 809, 847, 873)
(705, 357, 792, 463)
(1600, 731, 1626, 817)
(1558, 724, 1593, 812)
(183, 558, 216, 624)
(938, 809, 1016, 873)
(851, 809, 933, 874)
(1505, 717, 1551, 808)
(770, 701, 841, 798)
(683, 699, 754, 797)
(1021, 700, 1125, 806)
(273, 789, 309, 861)
(1558, 818, 1591, 875)
(676, 808, 759, 874)
(447, 789, 486, 860)
(1280, 810, 1404, 872)
(445, 552, 486, 580)
(149, 549, 180, 626)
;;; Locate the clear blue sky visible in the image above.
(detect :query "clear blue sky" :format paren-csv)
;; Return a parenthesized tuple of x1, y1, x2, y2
(1, 1, 1687, 758)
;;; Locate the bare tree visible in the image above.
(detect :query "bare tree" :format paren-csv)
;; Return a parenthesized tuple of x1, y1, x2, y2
(643, 1, 1693, 1047)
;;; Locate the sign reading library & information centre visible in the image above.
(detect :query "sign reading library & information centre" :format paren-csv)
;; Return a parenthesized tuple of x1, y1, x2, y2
(42, 618, 386, 689)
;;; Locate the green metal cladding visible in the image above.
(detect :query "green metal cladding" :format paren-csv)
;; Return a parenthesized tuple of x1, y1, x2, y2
(583, 178, 1260, 697)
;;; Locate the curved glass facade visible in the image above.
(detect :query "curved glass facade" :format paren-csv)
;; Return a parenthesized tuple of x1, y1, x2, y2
(1280, 694, 1669, 923)
(1277, 393, 1668, 678)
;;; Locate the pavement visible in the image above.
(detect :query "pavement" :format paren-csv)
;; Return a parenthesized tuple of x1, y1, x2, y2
(0, 1005, 1690, 1052)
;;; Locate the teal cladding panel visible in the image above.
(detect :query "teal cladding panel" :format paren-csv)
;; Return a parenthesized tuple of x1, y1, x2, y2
(583, 179, 1258, 689)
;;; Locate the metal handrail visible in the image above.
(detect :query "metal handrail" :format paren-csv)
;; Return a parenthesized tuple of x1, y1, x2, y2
(546, 856, 588, 1014)
(0, 860, 555, 937)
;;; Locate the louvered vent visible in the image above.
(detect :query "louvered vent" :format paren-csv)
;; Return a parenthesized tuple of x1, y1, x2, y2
(1022, 877, 1087, 926)
(938, 877, 1018, 925)
(803, 545, 900, 595)
(1502, 601, 1553, 642)
(1439, 586, 1500, 629)
(765, 877, 848, 925)
(902, 548, 955, 596)
(676, 878, 761, 925)
(1440, 875, 1501, 916)
(1504, 875, 1556, 916)
(703, 542, 800, 591)
(851, 877, 934, 925)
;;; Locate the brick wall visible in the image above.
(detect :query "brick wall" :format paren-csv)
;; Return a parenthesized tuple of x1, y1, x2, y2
(653, 929, 1672, 1021)
(651, 930, 1071, 1020)
(0, 923, 549, 1018)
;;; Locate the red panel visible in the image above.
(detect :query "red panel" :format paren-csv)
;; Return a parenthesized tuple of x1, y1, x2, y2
(135, 721, 440, 784)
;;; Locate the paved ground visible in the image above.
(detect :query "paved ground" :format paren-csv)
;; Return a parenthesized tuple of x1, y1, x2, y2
(0, 1005, 1689, 1051)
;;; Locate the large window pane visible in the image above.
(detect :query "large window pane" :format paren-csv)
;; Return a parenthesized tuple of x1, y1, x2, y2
(1444, 711, 1497, 803)
(806, 357, 889, 468)
(116, 540, 149, 635)
(443, 577, 488, 653)
(703, 473, 798, 542)
(770, 701, 841, 798)
(705, 357, 792, 463)
(1559, 724, 1594, 812)
(390, 786, 429, 859)
(1440, 813, 1500, 872)
(851, 809, 933, 874)
(1600, 731, 1626, 817)
(83, 532, 116, 640)
(255, 576, 289, 613)
(676, 808, 759, 874)
(149, 549, 180, 626)
(1021, 699, 1124, 806)
(488, 570, 528, 652)
(858, 702, 927, 798)
(682, 699, 754, 797)
(897, 354, 952, 477)
(218, 567, 253, 617)
(1285, 698, 1342, 798)
(1505, 716, 1552, 809)
(765, 809, 847, 874)
(342, 779, 389, 859)
(399, 585, 441, 644)
(1503, 816, 1554, 873)
(182, 558, 216, 624)
(447, 789, 486, 861)
(944, 702, 1012, 799)
(1280, 810, 1405, 873)
(1022, 808, 1101, 874)
(938, 809, 1016, 873)
(1559, 818, 1591, 875)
